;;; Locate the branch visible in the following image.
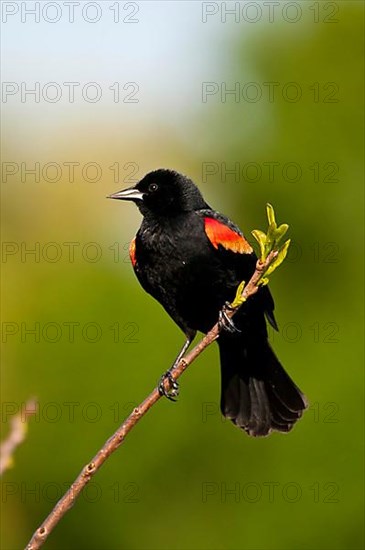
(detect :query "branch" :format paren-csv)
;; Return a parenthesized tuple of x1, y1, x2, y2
(0, 399, 38, 476)
(25, 205, 289, 550)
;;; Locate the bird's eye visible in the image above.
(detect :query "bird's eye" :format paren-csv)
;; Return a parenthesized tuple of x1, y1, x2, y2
(148, 183, 158, 192)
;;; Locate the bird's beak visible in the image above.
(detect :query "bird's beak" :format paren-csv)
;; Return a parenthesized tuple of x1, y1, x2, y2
(107, 186, 144, 201)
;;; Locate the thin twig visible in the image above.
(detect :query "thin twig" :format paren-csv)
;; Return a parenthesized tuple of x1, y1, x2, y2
(25, 251, 277, 550)
(0, 399, 38, 476)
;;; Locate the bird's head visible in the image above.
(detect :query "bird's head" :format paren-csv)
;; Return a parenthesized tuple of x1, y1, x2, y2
(108, 169, 208, 217)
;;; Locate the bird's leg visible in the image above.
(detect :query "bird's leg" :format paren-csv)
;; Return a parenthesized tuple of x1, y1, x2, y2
(218, 302, 241, 334)
(158, 332, 196, 401)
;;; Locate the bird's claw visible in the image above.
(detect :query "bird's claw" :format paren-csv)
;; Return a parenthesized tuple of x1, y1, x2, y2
(158, 371, 179, 401)
(218, 302, 241, 334)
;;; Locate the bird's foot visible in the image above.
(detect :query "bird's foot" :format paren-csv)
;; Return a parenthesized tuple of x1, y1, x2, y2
(158, 371, 179, 401)
(218, 302, 241, 334)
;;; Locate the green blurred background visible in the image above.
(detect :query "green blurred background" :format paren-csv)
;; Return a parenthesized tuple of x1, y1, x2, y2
(1, 1, 364, 549)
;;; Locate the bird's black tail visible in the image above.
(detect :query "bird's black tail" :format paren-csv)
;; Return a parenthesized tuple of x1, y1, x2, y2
(218, 335, 307, 436)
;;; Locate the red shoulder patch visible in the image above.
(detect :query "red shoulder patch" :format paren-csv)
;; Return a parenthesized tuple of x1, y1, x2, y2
(129, 237, 137, 267)
(204, 217, 253, 254)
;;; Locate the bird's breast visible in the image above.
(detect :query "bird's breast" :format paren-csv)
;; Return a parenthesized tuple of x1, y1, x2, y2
(138, 222, 205, 271)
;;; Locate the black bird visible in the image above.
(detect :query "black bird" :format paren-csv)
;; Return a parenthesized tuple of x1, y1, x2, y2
(109, 169, 307, 436)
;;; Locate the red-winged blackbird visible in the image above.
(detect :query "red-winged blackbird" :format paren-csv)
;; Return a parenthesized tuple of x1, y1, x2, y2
(109, 169, 307, 436)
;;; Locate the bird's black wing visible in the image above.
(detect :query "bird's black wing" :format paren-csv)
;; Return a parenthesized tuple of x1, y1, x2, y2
(196, 209, 278, 331)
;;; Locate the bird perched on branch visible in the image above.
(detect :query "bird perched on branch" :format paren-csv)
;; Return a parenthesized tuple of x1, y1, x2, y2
(109, 169, 307, 436)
